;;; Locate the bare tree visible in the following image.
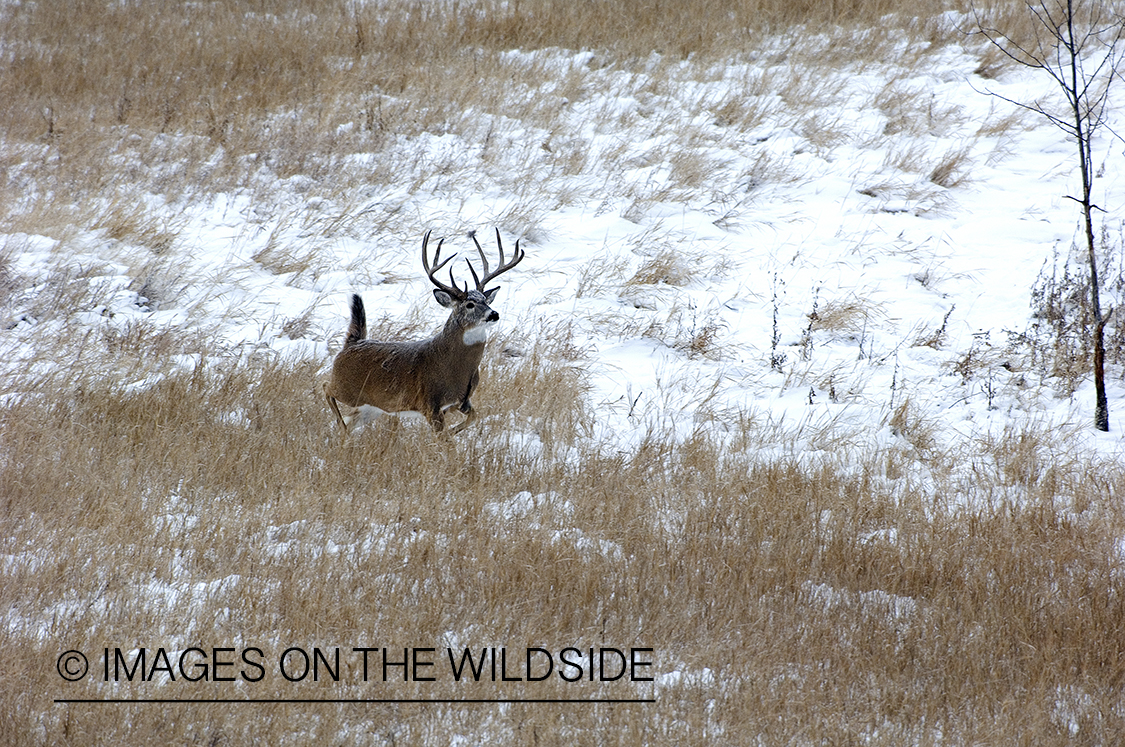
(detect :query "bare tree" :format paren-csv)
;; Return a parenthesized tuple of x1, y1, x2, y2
(972, 0, 1123, 431)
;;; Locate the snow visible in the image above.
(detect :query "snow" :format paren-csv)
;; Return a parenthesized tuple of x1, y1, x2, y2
(4, 18, 1125, 640)
(3, 16, 1125, 742)
(20, 62, 1117, 454)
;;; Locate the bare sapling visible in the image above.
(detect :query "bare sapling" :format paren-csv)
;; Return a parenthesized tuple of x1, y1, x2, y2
(972, 0, 1123, 431)
(323, 228, 525, 435)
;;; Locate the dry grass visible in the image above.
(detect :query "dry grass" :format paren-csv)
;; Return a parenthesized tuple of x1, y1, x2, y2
(0, 0, 970, 236)
(928, 144, 975, 189)
(626, 249, 699, 289)
(3, 329, 1125, 743)
(4, 0, 1125, 744)
(807, 295, 883, 337)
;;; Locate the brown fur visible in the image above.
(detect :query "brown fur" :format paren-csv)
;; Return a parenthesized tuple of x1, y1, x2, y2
(323, 294, 487, 434)
(323, 229, 523, 436)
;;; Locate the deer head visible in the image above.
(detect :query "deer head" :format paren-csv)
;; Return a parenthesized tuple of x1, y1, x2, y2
(421, 228, 524, 345)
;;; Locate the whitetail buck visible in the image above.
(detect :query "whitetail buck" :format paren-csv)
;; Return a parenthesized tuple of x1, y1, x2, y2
(323, 228, 524, 435)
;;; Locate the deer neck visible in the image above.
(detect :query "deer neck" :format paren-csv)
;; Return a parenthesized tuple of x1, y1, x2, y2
(438, 316, 491, 351)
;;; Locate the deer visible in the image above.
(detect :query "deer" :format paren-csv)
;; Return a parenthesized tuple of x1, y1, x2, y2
(323, 228, 524, 436)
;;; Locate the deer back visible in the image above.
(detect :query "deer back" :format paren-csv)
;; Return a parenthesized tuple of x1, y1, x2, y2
(328, 295, 492, 418)
(325, 229, 523, 433)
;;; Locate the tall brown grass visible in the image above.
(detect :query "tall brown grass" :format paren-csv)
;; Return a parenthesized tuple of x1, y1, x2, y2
(0, 0, 973, 229)
(4, 0, 1125, 744)
(3, 331, 1124, 744)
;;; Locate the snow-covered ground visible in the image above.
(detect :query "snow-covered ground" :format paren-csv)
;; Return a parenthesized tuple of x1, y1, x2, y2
(4, 26, 1123, 473)
(5, 10, 1125, 742)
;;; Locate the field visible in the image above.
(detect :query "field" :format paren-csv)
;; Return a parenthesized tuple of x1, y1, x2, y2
(3, 0, 1125, 743)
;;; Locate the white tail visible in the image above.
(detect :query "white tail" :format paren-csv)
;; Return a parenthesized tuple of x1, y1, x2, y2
(323, 229, 524, 435)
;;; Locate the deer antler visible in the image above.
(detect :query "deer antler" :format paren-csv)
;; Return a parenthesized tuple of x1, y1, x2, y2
(422, 230, 466, 299)
(468, 228, 525, 295)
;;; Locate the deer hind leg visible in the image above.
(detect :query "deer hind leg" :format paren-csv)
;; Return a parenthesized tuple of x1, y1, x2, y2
(323, 382, 350, 435)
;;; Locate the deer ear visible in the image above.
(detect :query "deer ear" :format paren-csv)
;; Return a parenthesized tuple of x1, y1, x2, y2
(433, 289, 456, 308)
(483, 287, 499, 303)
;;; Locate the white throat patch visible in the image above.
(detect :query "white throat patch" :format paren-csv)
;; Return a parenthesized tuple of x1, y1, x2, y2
(462, 323, 493, 346)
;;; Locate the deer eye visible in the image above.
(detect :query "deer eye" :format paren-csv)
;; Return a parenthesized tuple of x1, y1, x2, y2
(465, 302, 476, 309)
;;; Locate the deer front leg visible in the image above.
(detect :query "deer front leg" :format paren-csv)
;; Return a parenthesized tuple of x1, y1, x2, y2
(449, 402, 477, 435)
(448, 374, 479, 435)
(427, 397, 447, 433)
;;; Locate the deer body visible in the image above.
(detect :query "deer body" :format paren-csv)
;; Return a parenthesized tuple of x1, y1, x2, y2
(323, 229, 522, 435)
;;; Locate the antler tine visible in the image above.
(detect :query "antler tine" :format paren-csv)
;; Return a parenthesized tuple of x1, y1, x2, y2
(466, 258, 482, 291)
(421, 229, 462, 298)
(468, 230, 489, 290)
(493, 227, 506, 268)
(473, 230, 493, 275)
(449, 265, 468, 295)
(470, 227, 525, 293)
